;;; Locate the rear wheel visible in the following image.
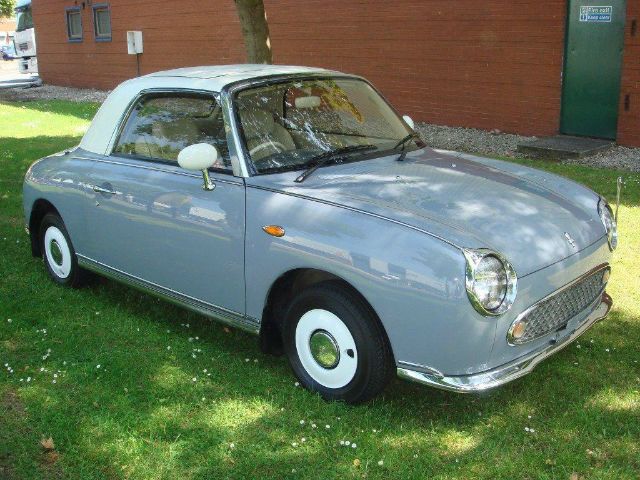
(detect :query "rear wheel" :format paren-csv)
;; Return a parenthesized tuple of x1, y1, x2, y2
(40, 213, 87, 287)
(282, 283, 393, 404)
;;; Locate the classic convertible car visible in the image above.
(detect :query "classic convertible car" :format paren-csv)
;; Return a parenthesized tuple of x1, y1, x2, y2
(23, 65, 618, 403)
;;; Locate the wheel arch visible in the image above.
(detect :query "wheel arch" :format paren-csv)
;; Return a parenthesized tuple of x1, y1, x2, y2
(28, 198, 61, 257)
(258, 267, 395, 363)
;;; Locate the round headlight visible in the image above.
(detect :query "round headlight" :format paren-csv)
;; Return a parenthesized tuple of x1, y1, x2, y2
(463, 249, 517, 316)
(598, 199, 618, 251)
(474, 255, 507, 310)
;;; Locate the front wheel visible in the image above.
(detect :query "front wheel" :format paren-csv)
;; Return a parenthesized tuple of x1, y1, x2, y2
(282, 283, 394, 404)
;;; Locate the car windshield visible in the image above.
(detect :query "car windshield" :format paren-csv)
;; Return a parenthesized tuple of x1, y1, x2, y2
(235, 77, 418, 174)
(16, 8, 34, 32)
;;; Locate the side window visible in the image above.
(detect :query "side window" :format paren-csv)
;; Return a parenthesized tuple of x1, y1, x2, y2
(66, 7, 82, 42)
(92, 4, 112, 42)
(113, 93, 232, 171)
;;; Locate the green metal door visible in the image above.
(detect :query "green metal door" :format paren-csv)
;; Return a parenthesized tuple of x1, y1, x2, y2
(560, 0, 626, 139)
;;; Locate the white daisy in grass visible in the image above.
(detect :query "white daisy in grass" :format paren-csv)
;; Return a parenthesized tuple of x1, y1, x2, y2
(378, 460, 384, 466)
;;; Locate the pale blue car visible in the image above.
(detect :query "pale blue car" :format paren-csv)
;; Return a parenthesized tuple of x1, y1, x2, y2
(23, 65, 617, 403)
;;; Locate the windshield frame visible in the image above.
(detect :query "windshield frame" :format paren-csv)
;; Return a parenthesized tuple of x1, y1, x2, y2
(224, 74, 420, 177)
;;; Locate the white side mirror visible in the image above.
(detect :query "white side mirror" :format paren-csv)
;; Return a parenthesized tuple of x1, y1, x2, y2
(178, 143, 218, 191)
(402, 115, 415, 130)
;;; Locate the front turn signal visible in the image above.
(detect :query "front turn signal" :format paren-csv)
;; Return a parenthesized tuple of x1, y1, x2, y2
(262, 225, 285, 237)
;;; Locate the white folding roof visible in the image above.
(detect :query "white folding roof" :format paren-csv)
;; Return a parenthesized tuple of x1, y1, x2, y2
(80, 64, 341, 155)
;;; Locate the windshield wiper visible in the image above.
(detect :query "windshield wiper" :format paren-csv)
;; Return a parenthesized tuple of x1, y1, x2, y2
(394, 132, 421, 161)
(294, 144, 377, 183)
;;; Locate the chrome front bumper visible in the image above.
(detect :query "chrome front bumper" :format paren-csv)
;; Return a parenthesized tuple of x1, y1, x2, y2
(397, 292, 612, 393)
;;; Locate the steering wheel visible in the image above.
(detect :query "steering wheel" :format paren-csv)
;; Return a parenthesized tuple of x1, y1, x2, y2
(250, 141, 287, 159)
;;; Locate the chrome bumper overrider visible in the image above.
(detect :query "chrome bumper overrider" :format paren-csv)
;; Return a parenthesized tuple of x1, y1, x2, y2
(397, 292, 612, 393)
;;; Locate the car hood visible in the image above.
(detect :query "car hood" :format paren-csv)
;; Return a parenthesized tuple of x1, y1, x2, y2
(250, 148, 605, 276)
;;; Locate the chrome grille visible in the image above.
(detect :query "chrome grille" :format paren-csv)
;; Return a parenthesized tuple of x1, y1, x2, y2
(512, 268, 608, 344)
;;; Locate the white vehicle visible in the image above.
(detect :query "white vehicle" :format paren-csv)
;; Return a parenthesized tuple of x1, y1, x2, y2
(14, 0, 37, 74)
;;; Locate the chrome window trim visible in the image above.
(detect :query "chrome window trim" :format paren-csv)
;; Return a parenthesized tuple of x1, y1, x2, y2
(75, 155, 244, 187)
(463, 248, 517, 316)
(506, 262, 610, 345)
(77, 254, 259, 334)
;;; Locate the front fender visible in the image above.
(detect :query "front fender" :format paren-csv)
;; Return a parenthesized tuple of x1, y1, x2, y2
(245, 184, 496, 376)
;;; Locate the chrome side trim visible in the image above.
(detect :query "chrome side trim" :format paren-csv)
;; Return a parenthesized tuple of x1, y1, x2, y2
(615, 176, 622, 223)
(506, 263, 609, 345)
(397, 361, 444, 378)
(398, 292, 612, 393)
(77, 254, 259, 334)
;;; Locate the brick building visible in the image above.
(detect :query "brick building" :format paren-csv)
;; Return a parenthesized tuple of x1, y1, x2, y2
(31, 1, 639, 146)
(0, 16, 16, 45)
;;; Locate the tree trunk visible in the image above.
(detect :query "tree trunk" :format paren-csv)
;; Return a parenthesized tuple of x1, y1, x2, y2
(234, 0, 272, 64)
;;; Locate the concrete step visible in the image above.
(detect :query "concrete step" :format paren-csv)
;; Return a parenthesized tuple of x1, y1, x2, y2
(517, 135, 613, 159)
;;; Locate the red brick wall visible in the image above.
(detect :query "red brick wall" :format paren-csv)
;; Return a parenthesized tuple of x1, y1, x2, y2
(617, 1, 640, 147)
(0, 17, 17, 32)
(32, 0, 246, 90)
(30, 1, 639, 146)
(266, 0, 567, 137)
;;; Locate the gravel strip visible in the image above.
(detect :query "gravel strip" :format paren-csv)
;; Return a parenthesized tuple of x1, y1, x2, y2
(562, 146, 640, 172)
(1, 84, 638, 172)
(414, 123, 535, 158)
(416, 122, 640, 172)
(0, 83, 109, 103)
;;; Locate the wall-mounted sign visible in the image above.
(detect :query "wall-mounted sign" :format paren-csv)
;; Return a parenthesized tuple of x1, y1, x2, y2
(579, 6, 613, 22)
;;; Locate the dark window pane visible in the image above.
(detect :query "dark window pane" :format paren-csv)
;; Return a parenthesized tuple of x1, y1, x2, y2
(16, 9, 34, 32)
(114, 94, 232, 171)
(67, 11, 82, 39)
(94, 8, 111, 38)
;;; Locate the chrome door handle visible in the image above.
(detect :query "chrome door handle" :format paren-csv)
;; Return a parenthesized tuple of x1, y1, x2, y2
(92, 185, 118, 195)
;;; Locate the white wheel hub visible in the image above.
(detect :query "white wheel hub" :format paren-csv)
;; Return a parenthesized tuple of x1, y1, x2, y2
(44, 226, 71, 279)
(295, 309, 358, 389)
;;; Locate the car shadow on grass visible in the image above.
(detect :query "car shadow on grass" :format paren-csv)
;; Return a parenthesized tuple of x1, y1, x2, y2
(5, 260, 637, 478)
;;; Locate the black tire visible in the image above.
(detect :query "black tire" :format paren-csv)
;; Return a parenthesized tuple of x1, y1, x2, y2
(282, 282, 394, 404)
(39, 213, 87, 288)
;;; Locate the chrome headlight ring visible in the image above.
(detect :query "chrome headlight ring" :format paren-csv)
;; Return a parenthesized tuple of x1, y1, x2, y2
(463, 248, 518, 316)
(598, 198, 618, 251)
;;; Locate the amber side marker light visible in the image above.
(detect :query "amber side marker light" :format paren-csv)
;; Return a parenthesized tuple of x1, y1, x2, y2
(262, 225, 285, 237)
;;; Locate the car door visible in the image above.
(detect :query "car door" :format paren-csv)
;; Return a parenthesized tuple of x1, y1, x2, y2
(82, 91, 247, 320)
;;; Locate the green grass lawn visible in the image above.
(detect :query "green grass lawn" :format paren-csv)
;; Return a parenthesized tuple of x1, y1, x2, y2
(1, 99, 639, 480)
